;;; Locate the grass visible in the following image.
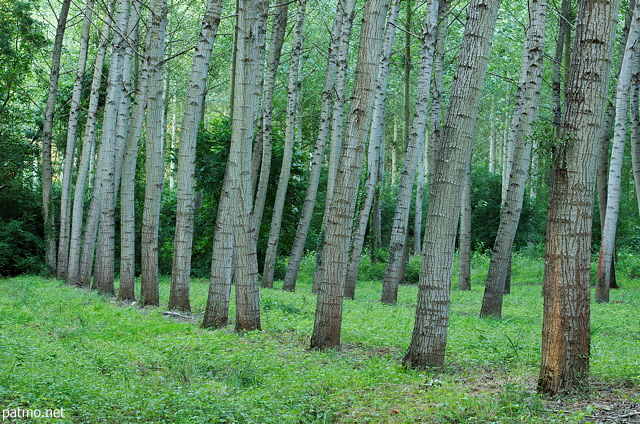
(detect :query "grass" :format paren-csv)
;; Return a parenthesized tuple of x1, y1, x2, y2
(0, 252, 639, 423)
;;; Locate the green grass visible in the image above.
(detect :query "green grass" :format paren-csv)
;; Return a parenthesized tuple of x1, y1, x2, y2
(0, 253, 639, 423)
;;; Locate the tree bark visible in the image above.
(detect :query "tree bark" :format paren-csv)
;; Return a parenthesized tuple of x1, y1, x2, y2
(169, 0, 223, 311)
(381, 0, 439, 304)
(595, 1, 640, 303)
(480, 0, 548, 318)
(403, 0, 500, 369)
(632, 55, 640, 215)
(538, 0, 619, 396)
(458, 158, 472, 291)
(262, 0, 306, 289)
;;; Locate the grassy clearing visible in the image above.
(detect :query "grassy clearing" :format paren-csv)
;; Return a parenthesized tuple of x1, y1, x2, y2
(0, 253, 639, 423)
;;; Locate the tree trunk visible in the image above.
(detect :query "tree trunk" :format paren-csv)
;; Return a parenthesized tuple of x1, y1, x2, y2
(168, 0, 223, 311)
(458, 158, 472, 291)
(252, 4, 288, 234)
(42, 0, 72, 275)
(414, 136, 426, 255)
(430, 0, 449, 181)
(538, 0, 618, 396)
(140, 0, 168, 307)
(595, 1, 640, 303)
(381, 0, 439, 304)
(310, 0, 390, 350)
(632, 55, 640, 215)
(262, 0, 306, 289)
(480, 0, 548, 318)
(403, 0, 500, 369)
(344, 0, 400, 299)
(67, 2, 114, 287)
(56, 0, 94, 281)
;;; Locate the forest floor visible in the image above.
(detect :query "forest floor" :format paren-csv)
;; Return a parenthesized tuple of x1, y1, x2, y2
(0, 252, 639, 423)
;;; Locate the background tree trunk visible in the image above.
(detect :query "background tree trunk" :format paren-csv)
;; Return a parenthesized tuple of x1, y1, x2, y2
(458, 158, 472, 291)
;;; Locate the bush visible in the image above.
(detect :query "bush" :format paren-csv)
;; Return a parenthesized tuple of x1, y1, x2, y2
(0, 218, 44, 277)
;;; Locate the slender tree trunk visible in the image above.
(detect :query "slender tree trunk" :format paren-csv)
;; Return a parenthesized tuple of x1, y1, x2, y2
(430, 0, 449, 179)
(283, 0, 356, 292)
(140, 0, 168, 307)
(344, 0, 400, 299)
(632, 55, 640, 215)
(253, 4, 288, 233)
(414, 135, 426, 255)
(262, 0, 306, 289)
(93, 0, 132, 295)
(70, 5, 116, 288)
(480, 0, 548, 318)
(458, 158, 472, 291)
(403, 0, 500, 369)
(311, 0, 390, 350)
(381, 0, 439, 304)
(538, 0, 618, 396)
(596, 2, 640, 303)
(168, 0, 223, 311)
(56, 0, 95, 281)
(42, 0, 72, 275)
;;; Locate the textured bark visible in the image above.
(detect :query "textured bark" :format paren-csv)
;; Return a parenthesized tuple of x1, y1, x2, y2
(252, 4, 288, 233)
(403, 0, 500, 369)
(632, 56, 640, 215)
(430, 0, 449, 178)
(169, 0, 223, 311)
(42, 0, 72, 274)
(344, 0, 400, 299)
(311, 0, 390, 350)
(140, 0, 167, 307)
(538, 0, 618, 396)
(56, 0, 94, 281)
(283, 0, 355, 292)
(414, 137, 426, 255)
(381, 0, 438, 304)
(595, 1, 640, 303)
(93, 0, 132, 295)
(480, 0, 548, 318)
(458, 160, 472, 291)
(262, 0, 306, 289)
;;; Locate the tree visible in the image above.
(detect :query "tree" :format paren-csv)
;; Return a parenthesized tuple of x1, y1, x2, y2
(310, 0, 390, 350)
(169, 0, 223, 311)
(595, 1, 640, 303)
(380, 0, 439, 304)
(480, 0, 548, 318)
(538, 0, 619, 395)
(403, 0, 500, 369)
(140, 0, 168, 306)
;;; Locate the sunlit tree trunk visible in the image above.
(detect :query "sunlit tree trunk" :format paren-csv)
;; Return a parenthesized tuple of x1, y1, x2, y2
(632, 56, 640, 215)
(140, 0, 168, 307)
(538, 0, 618, 396)
(168, 0, 223, 311)
(595, 1, 640, 303)
(253, 3, 288, 233)
(56, 0, 94, 281)
(403, 0, 500, 369)
(262, 0, 306, 289)
(311, 0, 390, 349)
(381, 0, 439, 304)
(68, 4, 115, 287)
(458, 158, 471, 291)
(480, 0, 548, 318)
(430, 0, 449, 179)
(283, 0, 355, 292)
(42, 0, 72, 275)
(344, 0, 400, 299)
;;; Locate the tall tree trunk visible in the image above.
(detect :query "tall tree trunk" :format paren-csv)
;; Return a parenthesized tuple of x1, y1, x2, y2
(414, 136, 426, 255)
(227, 0, 269, 332)
(595, 1, 640, 303)
(56, 0, 95, 281)
(282, 0, 356, 292)
(458, 158, 472, 291)
(42, 0, 72, 275)
(140, 0, 168, 307)
(93, 0, 132, 295)
(403, 0, 500, 369)
(632, 56, 640, 215)
(344, 0, 400, 299)
(480, 0, 548, 318)
(262, 0, 306, 289)
(430, 0, 449, 180)
(252, 4, 288, 233)
(310, 0, 390, 350)
(381, 0, 440, 304)
(538, 0, 618, 396)
(168, 0, 223, 311)
(68, 3, 116, 287)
